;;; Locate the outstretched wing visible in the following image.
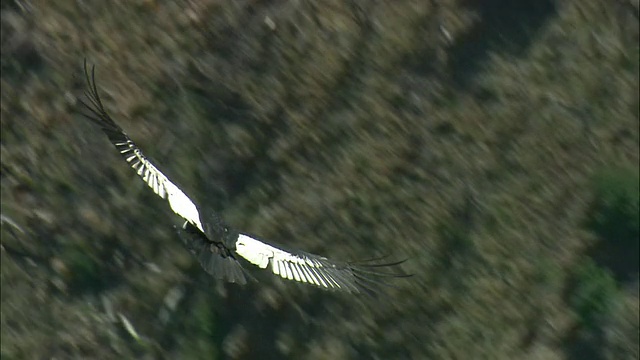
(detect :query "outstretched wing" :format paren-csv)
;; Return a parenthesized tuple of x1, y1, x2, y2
(234, 234, 409, 294)
(78, 60, 204, 232)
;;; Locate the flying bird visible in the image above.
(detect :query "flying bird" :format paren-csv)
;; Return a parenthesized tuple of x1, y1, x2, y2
(78, 60, 408, 294)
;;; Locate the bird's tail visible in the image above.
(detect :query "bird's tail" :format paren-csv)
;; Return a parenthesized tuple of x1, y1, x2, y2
(175, 224, 250, 285)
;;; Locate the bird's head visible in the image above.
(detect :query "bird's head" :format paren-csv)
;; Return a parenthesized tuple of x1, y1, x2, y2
(203, 212, 239, 248)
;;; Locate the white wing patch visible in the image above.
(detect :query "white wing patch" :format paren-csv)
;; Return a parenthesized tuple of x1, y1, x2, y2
(235, 234, 360, 291)
(114, 138, 204, 233)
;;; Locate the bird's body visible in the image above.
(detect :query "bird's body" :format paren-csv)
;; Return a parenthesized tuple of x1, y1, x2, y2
(78, 61, 408, 294)
(177, 214, 248, 285)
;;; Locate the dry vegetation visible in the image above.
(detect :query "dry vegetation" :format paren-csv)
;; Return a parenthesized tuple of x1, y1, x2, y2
(1, 0, 638, 359)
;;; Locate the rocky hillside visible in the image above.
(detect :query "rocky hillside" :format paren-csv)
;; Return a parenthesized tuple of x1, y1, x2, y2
(1, 0, 638, 359)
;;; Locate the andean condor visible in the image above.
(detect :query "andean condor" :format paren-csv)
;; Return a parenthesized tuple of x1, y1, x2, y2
(78, 61, 408, 294)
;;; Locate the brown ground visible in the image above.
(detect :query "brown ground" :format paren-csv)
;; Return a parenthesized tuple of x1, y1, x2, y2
(1, 0, 638, 359)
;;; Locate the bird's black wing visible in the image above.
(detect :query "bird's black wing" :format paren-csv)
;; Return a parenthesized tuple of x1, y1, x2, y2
(234, 233, 410, 294)
(78, 60, 204, 232)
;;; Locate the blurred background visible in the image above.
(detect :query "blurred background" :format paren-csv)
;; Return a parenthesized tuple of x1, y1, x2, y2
(1, 0, 638, 359)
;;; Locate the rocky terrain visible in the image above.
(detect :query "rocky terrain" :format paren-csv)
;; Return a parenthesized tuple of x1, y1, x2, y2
(1, 0, 638, 359)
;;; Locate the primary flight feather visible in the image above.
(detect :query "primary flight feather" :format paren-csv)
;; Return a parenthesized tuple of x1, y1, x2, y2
(78, 60, 408, 294)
